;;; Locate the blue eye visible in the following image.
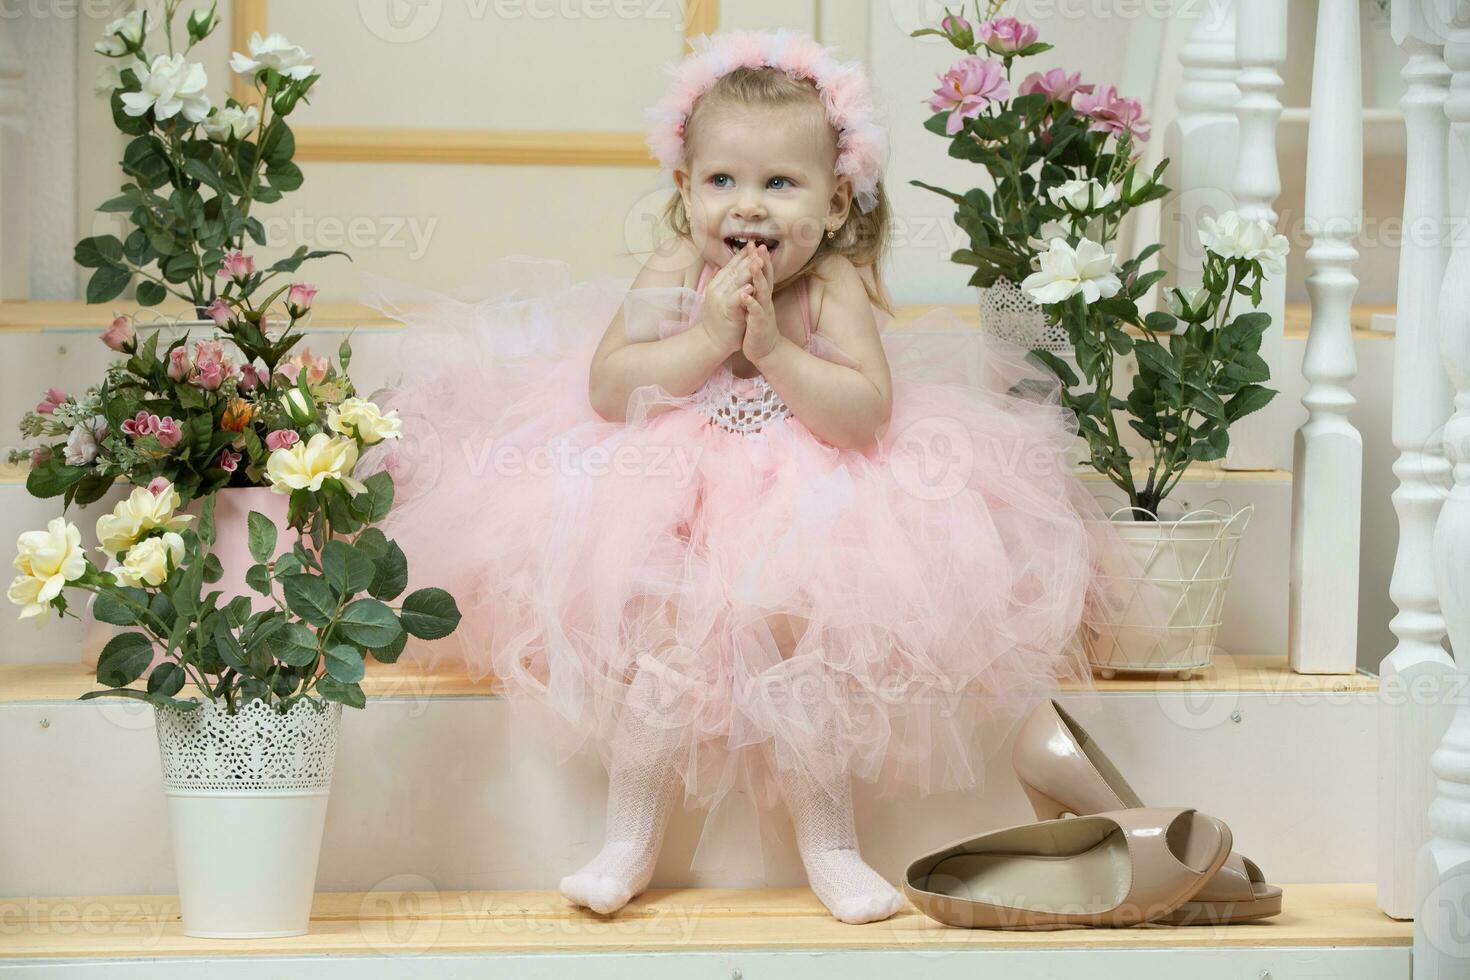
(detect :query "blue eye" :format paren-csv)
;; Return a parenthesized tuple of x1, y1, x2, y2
(768, 176, 792, 189)
(710, 174, 732, 188)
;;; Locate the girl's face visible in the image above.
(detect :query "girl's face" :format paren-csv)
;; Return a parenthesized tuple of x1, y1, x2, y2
(675, 102, 854, 287)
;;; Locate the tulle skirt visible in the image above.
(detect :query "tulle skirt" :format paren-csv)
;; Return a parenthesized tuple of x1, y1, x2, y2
(358, 256, 1122, 866)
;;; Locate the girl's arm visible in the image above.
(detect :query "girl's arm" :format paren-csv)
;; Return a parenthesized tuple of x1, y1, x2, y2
(588, 243, 730, 422)
(751, 256, 893, 451)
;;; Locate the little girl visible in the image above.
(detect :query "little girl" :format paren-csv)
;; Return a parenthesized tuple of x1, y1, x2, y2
(364, 29, 1117, 925)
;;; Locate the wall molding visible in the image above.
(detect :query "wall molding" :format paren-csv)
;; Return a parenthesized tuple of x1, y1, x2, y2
(232, 0, 718, 167)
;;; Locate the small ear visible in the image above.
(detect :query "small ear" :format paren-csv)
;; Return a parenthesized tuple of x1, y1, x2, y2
(828, 174, 855, 229)
(673, 167, 693, 210)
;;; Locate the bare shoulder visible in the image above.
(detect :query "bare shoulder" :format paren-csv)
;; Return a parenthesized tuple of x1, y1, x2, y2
(632, 237, 704, 290)
(809, 253, 879, 337)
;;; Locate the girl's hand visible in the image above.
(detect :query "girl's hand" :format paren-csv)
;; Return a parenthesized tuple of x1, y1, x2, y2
(741, 245, 780, 364)
(700, 242, 757, 356)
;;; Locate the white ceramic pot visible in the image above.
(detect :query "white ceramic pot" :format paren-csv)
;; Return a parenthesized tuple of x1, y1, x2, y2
(154, 696, 342, 938)
(976, 277, 1074, 354)
(1080, 504, 1253, 679)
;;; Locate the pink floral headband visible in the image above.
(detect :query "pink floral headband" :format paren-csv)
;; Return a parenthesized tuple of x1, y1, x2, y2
(646, 29, 887, 214)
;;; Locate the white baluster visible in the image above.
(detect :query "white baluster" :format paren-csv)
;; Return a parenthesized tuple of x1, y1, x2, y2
(0, 17, 28, 300)
(1380, 29, 1457, 921)
(1289, 0, 1363, 675)
(1161, 0, 1239, 284)
(1415, 31, 1470, 979)
(1224, 0, 1287, 472)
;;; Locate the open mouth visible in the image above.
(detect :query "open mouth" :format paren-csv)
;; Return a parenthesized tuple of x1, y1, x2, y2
(724, 235, 780, 256)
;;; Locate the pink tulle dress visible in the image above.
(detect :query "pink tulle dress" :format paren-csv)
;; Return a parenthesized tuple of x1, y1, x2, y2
(360, 255, 1116, 869)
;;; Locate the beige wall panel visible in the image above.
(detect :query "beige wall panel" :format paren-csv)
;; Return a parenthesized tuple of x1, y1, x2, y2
(236, 159, 674, 299)
(718, 0, 812, 33)
(268, 1, 684, 130)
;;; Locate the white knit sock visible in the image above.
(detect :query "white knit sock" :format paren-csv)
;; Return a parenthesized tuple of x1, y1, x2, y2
(560, 662, 686, 914)
(768, 743, 905, 924)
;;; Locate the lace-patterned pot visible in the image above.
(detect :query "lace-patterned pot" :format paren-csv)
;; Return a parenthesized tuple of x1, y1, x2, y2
(155, 696, 342, 938)
(976, 278, 1074, 354)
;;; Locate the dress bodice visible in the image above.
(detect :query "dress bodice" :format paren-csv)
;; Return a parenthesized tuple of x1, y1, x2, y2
(693, 262, 815, 436)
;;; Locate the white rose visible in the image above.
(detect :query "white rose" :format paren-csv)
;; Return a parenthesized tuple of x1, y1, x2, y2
(1198, 211, 1290, 276)
(266, 433, 367, 496)
(120, 54, 212, 124)
(202, 104, 259, 143)
(1047, 179, 1118, 214)
(95, 483, 194, 558)
(328, 398, 402, 446)
(111, 532, 185, 589)
(63, 417, 104, 466)
(1167, 285, 1212, 321)
(95, 10, 146, 56)
(230, 32, 315, 85)
(9, 518, 86, 624)
(95, 63, 125, 96)
(1021, 237, 1123, 306)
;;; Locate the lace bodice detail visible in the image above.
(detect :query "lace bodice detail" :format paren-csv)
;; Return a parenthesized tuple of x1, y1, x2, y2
(693, 264, 813, 436)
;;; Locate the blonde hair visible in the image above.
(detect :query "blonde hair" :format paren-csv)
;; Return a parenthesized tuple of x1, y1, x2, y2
(658, 66, 893, 315)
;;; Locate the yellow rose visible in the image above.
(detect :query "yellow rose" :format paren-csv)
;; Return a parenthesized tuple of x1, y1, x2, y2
(265, 432, 367, 495)
(95, 482, 194, 557)
(327, 397, 402, 445)
(9, 517, 86, 624)
(111, 532, 185, 588)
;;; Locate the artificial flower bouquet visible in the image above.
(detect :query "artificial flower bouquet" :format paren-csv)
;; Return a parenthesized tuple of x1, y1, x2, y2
(10, 473, 461, 712)
(10, 262, 364, 513)
(83, 0, 343, 313)
(914, 6, 1286, 520)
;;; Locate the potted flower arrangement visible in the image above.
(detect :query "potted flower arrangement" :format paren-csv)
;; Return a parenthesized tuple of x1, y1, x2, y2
(911, 4, 1155, 354)
(914, 8, 1287, 677)
(8, 459, 461, 936)
(81, 1, 343, 318)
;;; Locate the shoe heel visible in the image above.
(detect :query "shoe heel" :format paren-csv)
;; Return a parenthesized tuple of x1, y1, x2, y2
(1020, 782, 1069, 821)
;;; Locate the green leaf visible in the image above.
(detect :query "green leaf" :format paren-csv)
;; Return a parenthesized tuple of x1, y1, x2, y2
(86, 265, 131, 304)
(322, 540, 375, 597)
(74, 235, 125, 269)
(96, 632, 155, 688)
(337, 598, 402, 648)
(368, 541, 408, 601)
(400, 588, 462, 640)
(136, 280, 167, 306)
(213, 615, 248, 670)
(247, 510, 278, 563)
(356, 472, 394, 523)
(272, 621, 320, 667)
(246, 562, 273, 596)
(1224, 384, 1276, 423)
(146, 661, 186, 697)
(324, 643, 365, 683)
(198, 494, 217, 548)
(283, 573, 336, 627)
(317, 676, 366, 709)
(370, 628, 407, 664)
(94, 587, 148, 626)
(25, 459, 89, 498)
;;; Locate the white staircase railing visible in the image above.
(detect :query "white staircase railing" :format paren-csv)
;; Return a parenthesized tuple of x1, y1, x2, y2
(1289, 0, 1365, 676)
(1379, 15, 1456, 922)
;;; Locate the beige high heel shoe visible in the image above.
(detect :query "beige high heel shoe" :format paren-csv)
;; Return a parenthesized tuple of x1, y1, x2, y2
(903, 807, 1233, 930)
(1012, 699, 1283, 924)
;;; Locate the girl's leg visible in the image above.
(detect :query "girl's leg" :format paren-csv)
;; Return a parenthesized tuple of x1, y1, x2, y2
(559, 655, 689, 914)
(764, 613, 905, 925)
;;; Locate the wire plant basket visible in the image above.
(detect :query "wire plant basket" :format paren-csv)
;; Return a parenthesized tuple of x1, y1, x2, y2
(976, 277, 1074, 354)
(1081, 503, 1254, 679)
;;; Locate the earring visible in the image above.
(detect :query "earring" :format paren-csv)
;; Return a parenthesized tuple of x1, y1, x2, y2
(826, 228, 835, 240)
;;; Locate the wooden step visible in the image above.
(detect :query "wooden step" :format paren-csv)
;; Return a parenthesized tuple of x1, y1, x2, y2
(0, 885, 1408, 959)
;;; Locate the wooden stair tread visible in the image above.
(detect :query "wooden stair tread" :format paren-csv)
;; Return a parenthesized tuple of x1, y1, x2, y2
(0, 653, 1376, 705)
(0, 884, 1408, 958)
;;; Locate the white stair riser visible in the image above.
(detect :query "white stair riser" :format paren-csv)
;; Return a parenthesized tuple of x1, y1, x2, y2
(0, 471, 1294, 668)
(0, 691, 1376, 896)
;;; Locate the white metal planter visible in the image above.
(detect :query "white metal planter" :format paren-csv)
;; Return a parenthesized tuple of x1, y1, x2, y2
(976, 277, 1074, 354)
(154, 696, 342, 938)
(1081, 504, 1253, 679)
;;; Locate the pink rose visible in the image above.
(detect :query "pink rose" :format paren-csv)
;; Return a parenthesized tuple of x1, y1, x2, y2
(191, 339, 237, 391)
(146, 477, 171, 496)
(265, 428, 300, 451)
(101, 315, 135, 352)
(1073, 84, 1150, 142)
(977, 17, 1038, 54)
(31, 448, 51, 467)
(167, 346, 191, 382)
(286, 283, 317, 318)
(36, 388, 67, 414)
(218, 251, 255, 283)
(275, 361, 301, 385)
(1019, 68, 1093, 104)
(239, 363, 262, 391)
(280, 347, 329, 385)
(205, 297, 236, 327)
(927, 56, 1009, 136)
(156, 416, 183, 449)
(939, 13, 973, 47)
(121, 411, 161, 439)
(217, 448, 241, 473)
